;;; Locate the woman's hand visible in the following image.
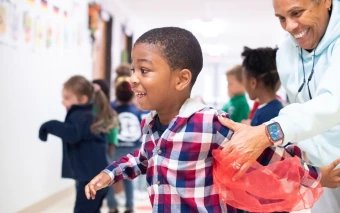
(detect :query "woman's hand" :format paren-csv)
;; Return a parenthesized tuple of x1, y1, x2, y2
(218, 115, 272, 181)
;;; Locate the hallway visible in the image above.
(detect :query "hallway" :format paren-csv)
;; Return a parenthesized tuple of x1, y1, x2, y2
(34, 188, 152, 213)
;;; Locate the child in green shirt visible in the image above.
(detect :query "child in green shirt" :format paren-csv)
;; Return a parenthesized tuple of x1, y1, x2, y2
(222, 64, 250, 122)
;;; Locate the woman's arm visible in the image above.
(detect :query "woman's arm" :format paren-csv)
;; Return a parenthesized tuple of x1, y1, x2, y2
(274, 45, 340, 144)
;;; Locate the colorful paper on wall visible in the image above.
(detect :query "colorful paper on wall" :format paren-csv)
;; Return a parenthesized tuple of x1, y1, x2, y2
(9, 4, 20, 45)
(0, 2, 7, 35)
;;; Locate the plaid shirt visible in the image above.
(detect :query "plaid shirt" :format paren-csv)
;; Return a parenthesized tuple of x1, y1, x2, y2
(104, 99, 321, 213)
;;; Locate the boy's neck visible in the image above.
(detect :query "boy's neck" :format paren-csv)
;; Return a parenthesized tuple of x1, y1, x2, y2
(157, 96, 188, 125)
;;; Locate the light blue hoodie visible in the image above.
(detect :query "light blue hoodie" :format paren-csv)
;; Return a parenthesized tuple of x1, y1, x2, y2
(274, 0, 340, 167)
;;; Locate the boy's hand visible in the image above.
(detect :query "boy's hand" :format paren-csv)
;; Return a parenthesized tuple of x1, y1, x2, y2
(320, 158, 340, 188)
(85, 172, 112, 200)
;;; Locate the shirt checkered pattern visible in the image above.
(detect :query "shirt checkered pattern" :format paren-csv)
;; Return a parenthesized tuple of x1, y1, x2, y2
(104, 99, 321, 213)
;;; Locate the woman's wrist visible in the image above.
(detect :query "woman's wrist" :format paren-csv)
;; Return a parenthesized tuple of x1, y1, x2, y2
(263, 120, 285, 147)
(258, 124, 274, 147)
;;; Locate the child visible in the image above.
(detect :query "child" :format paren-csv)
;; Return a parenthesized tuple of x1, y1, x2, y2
(241, 47, 282, 126)
(222, 65, 250, 122)
(84, 27, 336, 212)
(237, 47, 285, 213)
(39, 75, 117, 213)
(111, 63, 132, 108)
(107, 78, 143, 213)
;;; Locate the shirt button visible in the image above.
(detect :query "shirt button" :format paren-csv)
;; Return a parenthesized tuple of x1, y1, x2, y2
(157, 181, 160, 186)
(157, 149, 162, 155)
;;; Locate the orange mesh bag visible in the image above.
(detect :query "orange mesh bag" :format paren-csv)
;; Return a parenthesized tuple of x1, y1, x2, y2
(212, 148, 323, 212)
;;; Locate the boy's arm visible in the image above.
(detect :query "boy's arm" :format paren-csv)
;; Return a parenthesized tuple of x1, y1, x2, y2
(213, 112, 234, 147)
(39, 119, 85, 144)
(285, 145, 340, 188)
(103, 148, 148, 185)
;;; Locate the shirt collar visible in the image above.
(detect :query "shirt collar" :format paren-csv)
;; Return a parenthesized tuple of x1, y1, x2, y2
(144, 98, 207, 127)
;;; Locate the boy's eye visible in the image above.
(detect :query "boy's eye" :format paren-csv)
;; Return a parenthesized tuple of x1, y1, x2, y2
(130, 68, 135, 74)
(141, 68, 148, 74)
(278, 16, 286, 22)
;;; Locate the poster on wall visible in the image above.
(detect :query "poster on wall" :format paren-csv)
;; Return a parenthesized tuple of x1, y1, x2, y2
(63, 11, 69, 52)
(53, 5, 64, 55)
(22, 11, 33, 45)
(33, 15, 44, 51)
(9, 2, 20, 47)
(0, 0, 9, 44)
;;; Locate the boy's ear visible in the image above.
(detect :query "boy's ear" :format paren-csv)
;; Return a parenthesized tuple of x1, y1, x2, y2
(175, 69, 192, 91)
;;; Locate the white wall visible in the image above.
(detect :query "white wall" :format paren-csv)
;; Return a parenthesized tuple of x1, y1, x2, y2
(0, 1, 92, 212)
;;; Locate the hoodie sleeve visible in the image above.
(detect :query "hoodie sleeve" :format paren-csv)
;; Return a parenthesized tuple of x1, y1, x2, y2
(273, 39, 340, 145)
(39, 119, 85, 144)
(39, 111, 89, 144)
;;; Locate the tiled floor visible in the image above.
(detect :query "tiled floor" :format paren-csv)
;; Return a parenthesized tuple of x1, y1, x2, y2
(36, 188, 152, 213)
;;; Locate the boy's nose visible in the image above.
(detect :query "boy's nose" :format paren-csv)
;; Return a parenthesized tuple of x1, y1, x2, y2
(129, 73, 139, 86)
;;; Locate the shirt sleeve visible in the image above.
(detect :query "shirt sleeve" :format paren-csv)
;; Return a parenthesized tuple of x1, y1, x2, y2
(273, 40, 340, 145)
(213, 111, 234, 147)
(103, 120, 148, 185)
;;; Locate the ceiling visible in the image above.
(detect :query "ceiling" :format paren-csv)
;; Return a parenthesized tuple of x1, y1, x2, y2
(101, 0, 288, 62)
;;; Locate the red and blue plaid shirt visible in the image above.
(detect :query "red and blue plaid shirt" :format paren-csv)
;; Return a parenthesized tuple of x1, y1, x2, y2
(104, 99, 321, 213)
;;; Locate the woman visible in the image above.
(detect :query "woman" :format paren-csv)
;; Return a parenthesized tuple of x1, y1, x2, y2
(220, 0, 340, 212)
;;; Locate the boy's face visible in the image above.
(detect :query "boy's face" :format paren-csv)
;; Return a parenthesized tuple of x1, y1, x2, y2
(226, 74, 245, 98)
(129, 43, 178, 111)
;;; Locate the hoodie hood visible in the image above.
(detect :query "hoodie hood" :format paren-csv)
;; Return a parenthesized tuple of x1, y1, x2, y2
(275, 0, 340, 167)
(288, 0, 340, 55)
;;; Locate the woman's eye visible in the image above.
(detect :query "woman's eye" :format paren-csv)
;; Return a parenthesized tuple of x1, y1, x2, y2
(292, 10, 303, 17)
(130, 68, 135, 73)
(141, 68, 148, 74)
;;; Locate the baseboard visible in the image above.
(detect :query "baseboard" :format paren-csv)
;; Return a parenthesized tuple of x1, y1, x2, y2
(17, 186, 74, 213)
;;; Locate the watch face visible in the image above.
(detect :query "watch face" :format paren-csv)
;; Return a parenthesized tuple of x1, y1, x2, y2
(267, 123, 284, 141)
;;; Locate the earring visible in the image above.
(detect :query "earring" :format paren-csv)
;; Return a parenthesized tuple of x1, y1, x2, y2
(328, 7, 331, 10)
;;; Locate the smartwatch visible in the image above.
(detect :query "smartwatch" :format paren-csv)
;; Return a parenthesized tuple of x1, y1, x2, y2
(264, 120, 284, 146)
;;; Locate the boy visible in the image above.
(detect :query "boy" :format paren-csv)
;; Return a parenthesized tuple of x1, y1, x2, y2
(85, 27, 330, 212)
(222, 65, 250, 122)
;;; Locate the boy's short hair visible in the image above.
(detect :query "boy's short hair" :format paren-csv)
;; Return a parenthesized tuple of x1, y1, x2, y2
(135, 27, 203, 86)
(226, 64, 243, 83)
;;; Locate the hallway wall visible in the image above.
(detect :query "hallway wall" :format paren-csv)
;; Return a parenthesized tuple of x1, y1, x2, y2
(0, 1, 92, 212)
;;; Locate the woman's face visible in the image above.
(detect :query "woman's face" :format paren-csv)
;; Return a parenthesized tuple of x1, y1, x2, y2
(273, 0, 331, 50)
